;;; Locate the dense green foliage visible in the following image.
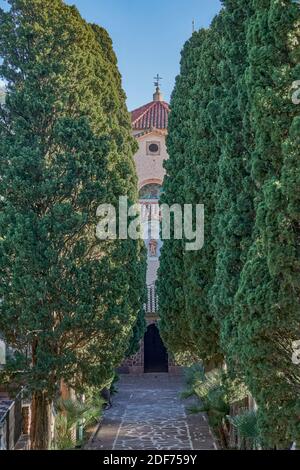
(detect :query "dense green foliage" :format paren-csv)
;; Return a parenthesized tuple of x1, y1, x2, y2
(54, 395, 105, 450)
(183, 20, 224, 367)
(208, 0, 255, 353)
(183, 365, 249, 448)
(229, 410, 260, 450)
(158, 26, 223, 366)
(0, 0, 145, 449)
(158, 33, 205, 361)
(232, 0, 300, 448)
(158, 0, 300, 448)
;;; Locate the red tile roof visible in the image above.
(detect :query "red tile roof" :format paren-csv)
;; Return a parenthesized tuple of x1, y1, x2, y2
(131, 100, 170, 130)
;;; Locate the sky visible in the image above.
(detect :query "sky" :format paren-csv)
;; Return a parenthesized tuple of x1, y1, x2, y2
(0, 0, 222, 110)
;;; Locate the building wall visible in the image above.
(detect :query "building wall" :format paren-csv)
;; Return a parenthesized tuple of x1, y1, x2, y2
(123, 124, 181, 375)
(147, 258, 159, 286)
(135, 130, 167, 287)
(133, 131, 168, 188)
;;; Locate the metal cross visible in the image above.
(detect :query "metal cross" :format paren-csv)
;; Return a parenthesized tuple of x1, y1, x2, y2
(154, 74, 162, 88)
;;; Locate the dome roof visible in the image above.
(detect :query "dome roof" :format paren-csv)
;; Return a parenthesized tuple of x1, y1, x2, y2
(131, 98, 170, 131)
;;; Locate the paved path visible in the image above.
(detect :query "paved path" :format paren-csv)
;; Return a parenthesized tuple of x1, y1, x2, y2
(87, 374, 217, 451)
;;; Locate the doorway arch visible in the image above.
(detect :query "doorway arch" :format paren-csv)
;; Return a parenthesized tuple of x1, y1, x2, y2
(144, 324, 168, 373)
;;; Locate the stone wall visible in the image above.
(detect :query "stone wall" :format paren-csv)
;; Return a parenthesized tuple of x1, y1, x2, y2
(121, 318, 182, 376)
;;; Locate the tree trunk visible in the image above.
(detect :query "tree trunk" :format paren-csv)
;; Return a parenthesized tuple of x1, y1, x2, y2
(30, 391, 53, 450)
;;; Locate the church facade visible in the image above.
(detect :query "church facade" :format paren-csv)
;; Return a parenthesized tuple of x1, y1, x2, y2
(122, 85, 180, 375)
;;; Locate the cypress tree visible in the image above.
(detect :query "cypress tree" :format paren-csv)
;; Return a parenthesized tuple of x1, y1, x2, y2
(278, 114, 300, 443)
(159, 0, 300, 446)
(208, 0, 255, 358)
(0, 0, 145, 449)
(91, 23, 147, 367)
(157, 32, 204, 361)
(233, 0, 300, 447)
(183, 19, 224, 367)
(158, 25, 224, 365)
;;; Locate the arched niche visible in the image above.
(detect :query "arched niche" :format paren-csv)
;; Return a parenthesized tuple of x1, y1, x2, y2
(139, 183, 162, 201)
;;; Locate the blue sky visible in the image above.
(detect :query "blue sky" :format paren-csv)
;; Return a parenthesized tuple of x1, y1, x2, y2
(0, 0, 222, 110)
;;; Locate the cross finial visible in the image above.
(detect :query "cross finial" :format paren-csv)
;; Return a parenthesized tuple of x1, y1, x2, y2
(154, 74, 162, 89)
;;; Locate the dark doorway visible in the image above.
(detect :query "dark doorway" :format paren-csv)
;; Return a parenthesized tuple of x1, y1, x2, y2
(144, 324, 168, 373)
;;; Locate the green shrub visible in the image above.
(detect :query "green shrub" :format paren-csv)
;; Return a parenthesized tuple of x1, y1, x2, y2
(53, 394, 105, 450)
(229, 411, 260, 450)
(184, 365, 249, 449)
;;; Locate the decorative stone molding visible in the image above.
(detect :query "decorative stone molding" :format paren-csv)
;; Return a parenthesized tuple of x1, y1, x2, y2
(138, 178, 163, 191)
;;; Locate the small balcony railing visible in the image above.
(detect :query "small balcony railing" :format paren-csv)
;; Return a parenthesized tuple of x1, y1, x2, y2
(145, 284, 158, 314)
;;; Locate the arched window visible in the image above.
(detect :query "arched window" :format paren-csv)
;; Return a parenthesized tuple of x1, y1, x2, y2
(139, 183, 162, 200)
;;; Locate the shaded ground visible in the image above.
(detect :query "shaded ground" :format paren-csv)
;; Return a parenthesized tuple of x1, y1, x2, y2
(87, 374, 217, 451)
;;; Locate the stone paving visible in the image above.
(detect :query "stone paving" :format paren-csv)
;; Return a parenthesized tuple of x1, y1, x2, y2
(87, 374, 217, 451)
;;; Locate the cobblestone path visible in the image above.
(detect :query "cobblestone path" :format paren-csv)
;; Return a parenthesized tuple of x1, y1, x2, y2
(87, 374, 217, 451)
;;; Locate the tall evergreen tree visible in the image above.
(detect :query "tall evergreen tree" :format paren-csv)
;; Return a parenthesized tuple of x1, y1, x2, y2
(183, 19, 224, 366)
(0, 0, 145, 449)
(158, 25, 224, 366)
(208, 0, 255, 358)
(233, 0, 300, 447)
(278, 114, 300, 443)
(91, 23, 147, 369)
(157, 32, 204, 361)
(159, 0, 300, 447)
